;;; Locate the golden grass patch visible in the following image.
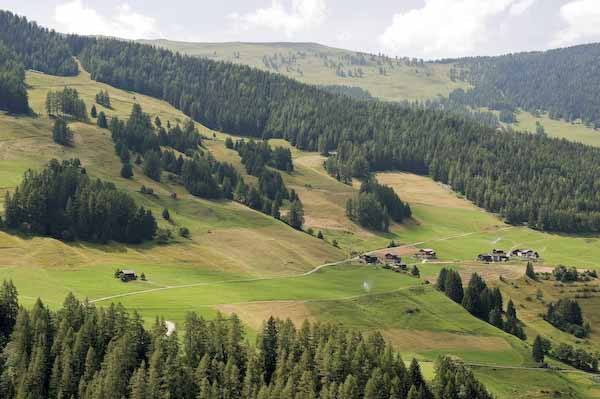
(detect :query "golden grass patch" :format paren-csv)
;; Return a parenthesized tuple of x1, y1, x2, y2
(382, 329, 512, 352)
(215, 301, 316, 330)
(376, 172, 477, 210)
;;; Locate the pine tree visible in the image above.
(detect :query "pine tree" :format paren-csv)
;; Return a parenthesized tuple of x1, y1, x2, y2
(0, 279, 19, 344)
(532, 335, 544, 363)
(162, 208, 170, 221)
(90, 104, 97, 118)
(462, 273, 486, 318)
(444, 270, 464, 304)
(260, 317, 278, 384)
(339, 375, 358, 399)
(97, 111, 108, 128)
(52, 118, 73, 146)
(143, 151, 162, 182)
(488, 307, 503, 329)
(121, 162, 133, 179)
(525, 262, 536, 280)
(436, 268, 448, 291)
(286, 200, 304, 230)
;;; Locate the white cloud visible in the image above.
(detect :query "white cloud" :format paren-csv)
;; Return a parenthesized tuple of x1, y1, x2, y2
(551, 0, 600, 47)
(509, 0, 538, 15)
(229, 0, 327, 37)
(336, 31, 352, 42)
(54, 0, 158, 39)
(379, 0, 534, 59)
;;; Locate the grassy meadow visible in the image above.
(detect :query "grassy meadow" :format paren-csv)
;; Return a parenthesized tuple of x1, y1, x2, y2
(139, 40, 467, 102)
(2, 64, 600, 397)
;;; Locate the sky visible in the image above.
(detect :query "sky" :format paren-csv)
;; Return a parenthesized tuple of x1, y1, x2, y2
(3, 0, 600, 60)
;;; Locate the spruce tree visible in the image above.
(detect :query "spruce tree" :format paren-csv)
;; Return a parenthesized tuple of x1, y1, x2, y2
(436, 268, 448, 291)
(52, 118, 73, 146)
(488, 307, 503, 329)
(0, 279, 19, 344)
(444, 270, 464, 304)
(525, 262, 536, 280)
(462, 273, 486, 318)
(286, 200, 304, 230)
(532, 335, 544, 363)
(90, 104, 97, 118)
(143, 151, 162, 182)
(97, 111, 108, 128)
(121, 162, 133, 179)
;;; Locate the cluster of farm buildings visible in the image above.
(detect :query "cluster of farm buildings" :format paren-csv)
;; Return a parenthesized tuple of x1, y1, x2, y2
(359, 249, 438, 271)
(477, 248, 540, 263)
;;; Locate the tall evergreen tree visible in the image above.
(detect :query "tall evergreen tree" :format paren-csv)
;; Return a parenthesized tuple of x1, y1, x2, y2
(532, 335, 544, 363)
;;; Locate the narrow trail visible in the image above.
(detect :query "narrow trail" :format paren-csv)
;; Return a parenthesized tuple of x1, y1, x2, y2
(89, 225, 513, 304)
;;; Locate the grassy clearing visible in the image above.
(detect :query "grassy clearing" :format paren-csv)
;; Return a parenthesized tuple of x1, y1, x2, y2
(513, 109, 600, 148)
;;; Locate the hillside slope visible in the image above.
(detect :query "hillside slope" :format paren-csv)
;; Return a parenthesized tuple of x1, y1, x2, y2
(0, 66, 343, 288)
(139, 39, 466, 102)
(144, 39, 600, 149)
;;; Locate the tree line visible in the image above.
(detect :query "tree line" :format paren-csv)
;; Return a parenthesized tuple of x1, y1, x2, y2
(437, 269, 526, 340)
(0, 281, 494, 399)
(2, 159, 156, 244)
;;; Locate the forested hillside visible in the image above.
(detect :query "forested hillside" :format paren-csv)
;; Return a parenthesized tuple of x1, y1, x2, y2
(76, 40, 600, 233)
(448, 43, 600, 128)
(0, 10, 77, 76)
(2, 10, 600, 233)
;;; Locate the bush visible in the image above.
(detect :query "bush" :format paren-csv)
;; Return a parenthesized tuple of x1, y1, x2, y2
(156, 229, 172, 244)
(179, 227, 190, 238)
